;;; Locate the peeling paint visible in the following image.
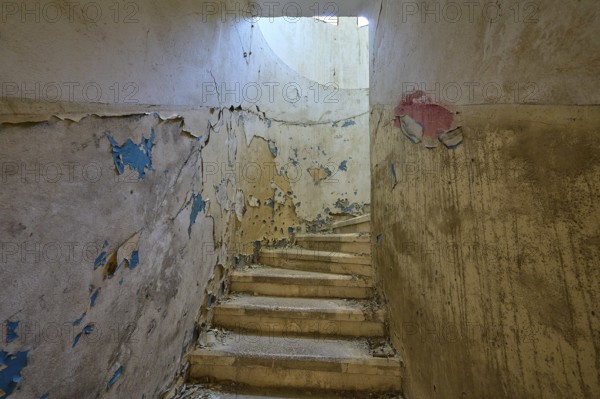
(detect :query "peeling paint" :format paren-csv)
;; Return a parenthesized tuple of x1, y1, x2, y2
(105, 129, 156, 179)
(268, 140, 278, 157)
(188, 193, 207, 236)
(391, 163, 398, 189)
(0, 351, 28, 396)
(115, 232, 141, 274)
(342, 119, 356, 128)
(247, 196, 260, 207)
(234, 189, 246, 221)
(307, 166, 332, 184)
(439, 126, 464, 149)
(90, 289, 100, 308)
(394, 91, 454, 147)
(73, 312, 86, 326)
(339, 161, 348, 171)
(271, 183, 287, 205)
(5, 321, 19, 344)
(94, 241, 109, 270)
(107, 366, 123, 389)
(334, 199, 357, 213)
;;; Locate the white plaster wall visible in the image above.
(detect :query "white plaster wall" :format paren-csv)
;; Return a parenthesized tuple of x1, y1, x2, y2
(258, 17, 369, 89)
(0, 1, 371, 397)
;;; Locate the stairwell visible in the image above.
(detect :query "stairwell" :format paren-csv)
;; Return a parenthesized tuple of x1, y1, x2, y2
(180, 214, 403, 398)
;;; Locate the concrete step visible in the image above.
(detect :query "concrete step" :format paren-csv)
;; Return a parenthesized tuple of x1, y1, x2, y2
(213, 295, 385, 337)
(296, 233, 371, 254)
(189, 333, 402, 392)
(173, 384, 402, 398)
(331, 214, 370, 234)
(230, 266, 373, 299)
(259, 248, 372, 277)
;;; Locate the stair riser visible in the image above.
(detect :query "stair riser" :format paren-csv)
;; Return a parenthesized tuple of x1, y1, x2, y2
(258, 257, 372, 277)
(332, 221, 370, 234)
(189, 359, 401, 392)
(230, 282, 372, 299)
(295, 241, 371, 254)
(213, 314, 385, 337)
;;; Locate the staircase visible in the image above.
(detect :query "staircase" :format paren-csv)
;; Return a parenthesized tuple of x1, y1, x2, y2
(185, 214, 403, 398)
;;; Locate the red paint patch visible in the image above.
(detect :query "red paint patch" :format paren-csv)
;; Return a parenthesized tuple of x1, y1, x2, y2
(394, 91, 454, 140)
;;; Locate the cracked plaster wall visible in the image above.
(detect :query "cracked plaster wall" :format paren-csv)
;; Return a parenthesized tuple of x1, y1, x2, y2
(0, 1, 370, 397)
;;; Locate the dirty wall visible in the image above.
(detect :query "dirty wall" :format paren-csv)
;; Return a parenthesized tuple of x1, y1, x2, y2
(0, 1, 370, 397)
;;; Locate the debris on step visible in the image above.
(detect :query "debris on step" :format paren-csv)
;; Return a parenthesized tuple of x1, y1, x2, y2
(172, 384, 403, 398)
(368, 338, 397, 358)
(197, 329, 231, 348)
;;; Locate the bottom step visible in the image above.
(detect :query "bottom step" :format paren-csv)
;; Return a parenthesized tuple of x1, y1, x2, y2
(189, 333, 402, 392)
(173, 384, 402, 398)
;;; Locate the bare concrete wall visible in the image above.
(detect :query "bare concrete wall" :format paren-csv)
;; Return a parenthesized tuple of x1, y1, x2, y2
(369, 1, 600, 398)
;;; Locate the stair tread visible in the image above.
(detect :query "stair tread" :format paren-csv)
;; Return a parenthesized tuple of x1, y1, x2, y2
(192, 333, 400, 368)
(296, 233, 370, 242)
(175, 385, 401, 399)
(231, 265, 372, 284)
(330, 214, 370, 229)
(216, 295, 382, 317)
(260, 248, 370, 264)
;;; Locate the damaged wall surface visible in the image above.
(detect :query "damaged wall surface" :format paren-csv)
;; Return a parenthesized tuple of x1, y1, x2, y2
(368, 0, 600, 398)
(0, 1, 371, 397)
(0, 115, 218, 398)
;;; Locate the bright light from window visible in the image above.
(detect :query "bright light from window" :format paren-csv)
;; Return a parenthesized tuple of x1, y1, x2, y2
(314, 15, 338, 25)
(357, 16, 369, 27)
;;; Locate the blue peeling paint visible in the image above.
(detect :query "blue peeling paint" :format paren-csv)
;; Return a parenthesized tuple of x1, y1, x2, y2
(119, 278, 124, 285)
(6, 321, 19, 343)
(265, 198, 275, 208)
(90, 289, 100, 307)
(295, 202, 302, 208)
(128, 250, 139, 269)
(342, 119, 356, 128)
(339, 161, 348, 171)
(343, 204, 355, 212)
(377, 234, 383, 245)
(188, 193, 207, 236)
(73, 312, 86, 326)
(94, 241, 109, 270)
(334, 200, 355, 213)
(107, 367, 123, 389)
(39, 393, 49, 399)
(105, 129, 156, 179)
(73, 324, 95, 348)
(72, 333, 82, 348)
(94, 251, 108, 270)
(391, 163, 398, 189)
(268, 140, 278, 157)
(0, 351, 28, 396)
(83, 324, 94, 334)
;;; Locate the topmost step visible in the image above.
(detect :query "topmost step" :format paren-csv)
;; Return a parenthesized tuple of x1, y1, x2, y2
(331, 214, 370, 234)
